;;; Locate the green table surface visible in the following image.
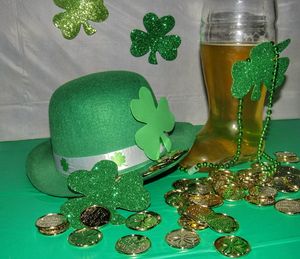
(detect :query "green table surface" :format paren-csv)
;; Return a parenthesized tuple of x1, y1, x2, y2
(1, 119, 300, 259)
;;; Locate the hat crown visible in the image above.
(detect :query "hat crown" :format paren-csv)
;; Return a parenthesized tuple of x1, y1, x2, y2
(49, 71, 154, 157)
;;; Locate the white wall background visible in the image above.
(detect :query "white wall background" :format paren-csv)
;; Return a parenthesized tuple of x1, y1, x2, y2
(0, 0, 299, 141)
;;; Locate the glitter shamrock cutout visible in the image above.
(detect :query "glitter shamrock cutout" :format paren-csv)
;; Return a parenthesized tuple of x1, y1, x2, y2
(232, 39, 290, 101)
(60, 158, 69, 172)
(111, 152, 126, 167)
(60, 160, 150, 229)
(130, 87, 175, 160)
(53, 0, 109, 39)
(130, 12, 181, 64)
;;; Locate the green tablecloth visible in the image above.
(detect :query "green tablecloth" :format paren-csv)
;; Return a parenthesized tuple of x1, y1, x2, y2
(1, 119, 300, 259)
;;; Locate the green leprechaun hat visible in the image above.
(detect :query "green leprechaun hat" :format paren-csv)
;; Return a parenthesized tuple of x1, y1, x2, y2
(26, 71, 197, 197)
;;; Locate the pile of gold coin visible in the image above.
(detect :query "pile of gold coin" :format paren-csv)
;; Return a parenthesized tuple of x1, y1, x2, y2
(165, 178, 240, 234)
(35, 204, 111, 247)
(164, 153, 300, 257)
(35, 213, 69, 236)
(36, 206, 161, 253)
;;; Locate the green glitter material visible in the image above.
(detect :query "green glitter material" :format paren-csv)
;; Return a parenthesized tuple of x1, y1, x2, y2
(232, 39, 290, 101)
(130, 12, 181, 64)
(53, 0, 109, 39)
(61, 160, 150, 229)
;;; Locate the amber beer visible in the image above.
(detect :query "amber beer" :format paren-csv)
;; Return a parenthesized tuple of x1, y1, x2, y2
(185, 43, 267, 166)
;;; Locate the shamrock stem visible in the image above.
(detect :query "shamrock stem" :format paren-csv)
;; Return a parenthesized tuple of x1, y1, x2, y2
(148, 51, 158, 65)
(82, 21, 96, 36)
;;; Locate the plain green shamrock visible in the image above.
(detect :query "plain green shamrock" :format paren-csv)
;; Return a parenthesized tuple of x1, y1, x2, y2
(111, 152, 126, 167)
(231, 39, 290, 101)
(130, 12, 181, 64)
(61, 160, 150, 229)
(130, 87, 175, 160)
(53, 0, 109, 39)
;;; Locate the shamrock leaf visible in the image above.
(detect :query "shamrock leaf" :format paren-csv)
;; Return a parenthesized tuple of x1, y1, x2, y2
(130, 87, 175, 160)
(110, 152, 126, 167)
(60, 158, 69, 172)
(232, 39, 290, 101)
(53, 0, 109, 39)
(130, 12, 181, 64)
(61, 160, 150, 229)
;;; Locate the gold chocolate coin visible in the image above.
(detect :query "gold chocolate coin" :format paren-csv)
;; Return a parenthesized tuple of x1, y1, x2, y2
(165, 229, 200, 249)
(185, 204, 213, 223)
(115, 234, 151, 255)
(35, 213, 69, 236)
(275, 151, 299, 163)
(188, 193, 223, 208)
(178, 215, 208, 231)
(275, 199, 300, 215)
(165, 189, 185, 208)
(249, 186, 277, 198)
(215, 236, 251, 258)
(185, 182, 213, 195)
(125, 211, 161, 231)
(80, 205, 110, 228)
(217, 184, 247, 201)
(68, 228, 103, 247)
(206, 213, 239, 234)
(273, 176, 299, 193)
(172, 178, 193, 190)
(245, 194, 275, 206)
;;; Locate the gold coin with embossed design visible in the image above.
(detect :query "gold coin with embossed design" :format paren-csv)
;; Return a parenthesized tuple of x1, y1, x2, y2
(115, 234, 151, 255)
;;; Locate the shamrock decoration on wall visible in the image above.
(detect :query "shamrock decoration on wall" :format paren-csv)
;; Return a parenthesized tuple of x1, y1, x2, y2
(131, 87, 175, 160)
(61, 160, 150, 229)
(232, 39, 290, 101)
(53, 0, 109, 39)
(130, 13, 181, 64)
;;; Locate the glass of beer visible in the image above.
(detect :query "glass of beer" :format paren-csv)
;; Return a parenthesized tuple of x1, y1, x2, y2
(181, 0, 277, 168)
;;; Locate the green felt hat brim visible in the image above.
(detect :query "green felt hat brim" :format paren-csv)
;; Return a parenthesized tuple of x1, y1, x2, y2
(26, 122, 198, 197)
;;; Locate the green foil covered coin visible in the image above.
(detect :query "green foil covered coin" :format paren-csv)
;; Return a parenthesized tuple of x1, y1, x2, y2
(206, 213, 239, 234)
(68, 228, 103, 247)
(215, 236, 251, 258)
(125, 211, 161, 231)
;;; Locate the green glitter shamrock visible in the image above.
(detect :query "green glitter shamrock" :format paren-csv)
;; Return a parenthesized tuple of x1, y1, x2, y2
(130, 87, 175, 160)
(60, 158, 69, 172)
(232, 39, 290, 101)
(61, 160, 150, 229)
(130, 12, 181, 64)
(111, 152, 126, 167)
(53, 0, 109, 39)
